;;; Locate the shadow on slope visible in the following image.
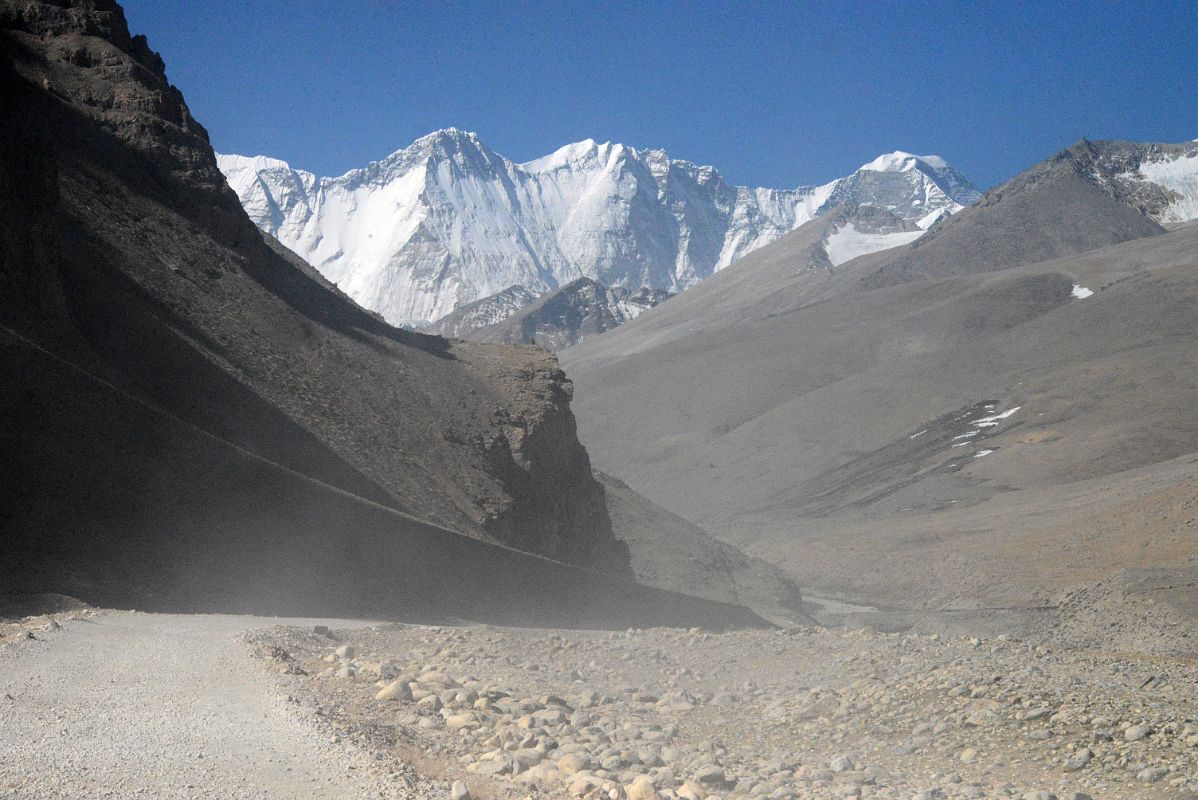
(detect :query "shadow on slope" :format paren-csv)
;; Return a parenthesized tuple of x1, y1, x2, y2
(0, 329, 767, 631)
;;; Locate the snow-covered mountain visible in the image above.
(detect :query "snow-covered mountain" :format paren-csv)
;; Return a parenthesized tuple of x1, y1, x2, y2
(218, 131, 981, 325)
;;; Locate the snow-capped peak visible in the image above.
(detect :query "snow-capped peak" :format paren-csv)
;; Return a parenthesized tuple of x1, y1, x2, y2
(218, 133, 981, 326)
(860, 151, 950, 173)
(412, 127, 481, 146)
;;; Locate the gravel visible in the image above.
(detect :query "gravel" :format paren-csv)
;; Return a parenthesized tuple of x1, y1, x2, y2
(0, 611, 437, 799)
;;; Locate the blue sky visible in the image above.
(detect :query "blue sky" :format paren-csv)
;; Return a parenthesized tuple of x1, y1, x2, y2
(122, 1, 1197, 190)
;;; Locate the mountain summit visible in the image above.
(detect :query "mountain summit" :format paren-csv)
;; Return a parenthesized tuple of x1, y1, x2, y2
(218, 136, 980, 325)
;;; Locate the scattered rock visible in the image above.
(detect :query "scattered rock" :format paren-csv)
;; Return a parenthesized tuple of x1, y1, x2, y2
(626, 774, 658, 800)
(558, 752, 592, 775)
(1063, 747, 1092, 772)
(1136, 766, 1169, 783)
(375, 680, 413, 702)
(1124, 723, 1151, 742)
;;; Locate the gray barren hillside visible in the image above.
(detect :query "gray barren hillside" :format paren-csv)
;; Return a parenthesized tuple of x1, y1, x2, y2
(0, 0, 770, 629)
(597, 472, 804, 620)
(563, 144, 1198, 611)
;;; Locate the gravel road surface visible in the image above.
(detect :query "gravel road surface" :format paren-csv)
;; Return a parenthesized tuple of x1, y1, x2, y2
(0, 611, 428, 799)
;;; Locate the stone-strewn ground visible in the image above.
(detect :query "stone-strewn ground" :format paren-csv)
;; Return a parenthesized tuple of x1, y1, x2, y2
(247, 620, 1198, 800)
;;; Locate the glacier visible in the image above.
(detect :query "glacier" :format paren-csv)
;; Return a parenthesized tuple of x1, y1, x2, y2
(1135, 151, 1198, 224)
(218, 130, 981, 326)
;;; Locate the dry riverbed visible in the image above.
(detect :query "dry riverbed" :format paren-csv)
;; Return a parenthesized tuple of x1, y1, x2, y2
(248, 620, 1198, 800)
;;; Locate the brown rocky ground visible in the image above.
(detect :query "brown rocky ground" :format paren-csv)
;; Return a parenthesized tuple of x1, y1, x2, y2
(246, 612, 1198, 800)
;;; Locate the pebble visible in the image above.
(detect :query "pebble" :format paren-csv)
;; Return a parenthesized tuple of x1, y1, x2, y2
(1063, 747, 1092, 771)
(375, 680, 412, 702)
(1124, 723, 1151, 742)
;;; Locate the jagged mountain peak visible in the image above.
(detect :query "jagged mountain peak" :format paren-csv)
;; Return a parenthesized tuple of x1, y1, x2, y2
(521, 138, 636, 173)
(458, 277, 676, 351)
(405, 127, 489, 157)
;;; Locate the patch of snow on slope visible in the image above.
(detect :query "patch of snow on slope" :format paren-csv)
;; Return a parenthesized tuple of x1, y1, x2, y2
(917, 207, 955, 229)
(1071, 284, 1094, 299)
(972, 406, 1021, 428)
(823, 224, 925, 267)
(1137, 152, 1198, 223)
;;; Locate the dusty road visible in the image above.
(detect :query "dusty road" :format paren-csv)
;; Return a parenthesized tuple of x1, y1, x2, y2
(0, 611, 428, 799)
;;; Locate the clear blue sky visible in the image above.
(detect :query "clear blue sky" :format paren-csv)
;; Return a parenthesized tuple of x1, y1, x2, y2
(122, 0, 1197, 190)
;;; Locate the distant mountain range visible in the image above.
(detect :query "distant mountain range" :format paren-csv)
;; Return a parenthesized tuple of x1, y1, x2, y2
(218, 134, 981, 326)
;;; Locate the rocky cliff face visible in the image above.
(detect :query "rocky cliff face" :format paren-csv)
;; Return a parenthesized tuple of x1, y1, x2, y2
(1068, 138, 1198, 224)
(0, 0, 627, 580)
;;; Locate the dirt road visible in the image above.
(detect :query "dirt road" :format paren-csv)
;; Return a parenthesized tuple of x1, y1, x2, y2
(0, 611, 427, 799)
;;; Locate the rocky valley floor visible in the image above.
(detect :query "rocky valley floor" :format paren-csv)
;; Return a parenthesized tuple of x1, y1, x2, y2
(247, 616, 1198, 800)
(2, 601, 1196, 800)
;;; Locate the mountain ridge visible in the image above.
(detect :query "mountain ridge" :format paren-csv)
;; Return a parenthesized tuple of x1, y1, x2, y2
(459, 277, 674, 350)
(218, 133, 981, 325)
(860, 138, 1197, 289)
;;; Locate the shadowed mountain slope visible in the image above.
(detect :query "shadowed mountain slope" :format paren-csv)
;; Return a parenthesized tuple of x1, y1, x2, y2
(597, 472, 804, 621)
